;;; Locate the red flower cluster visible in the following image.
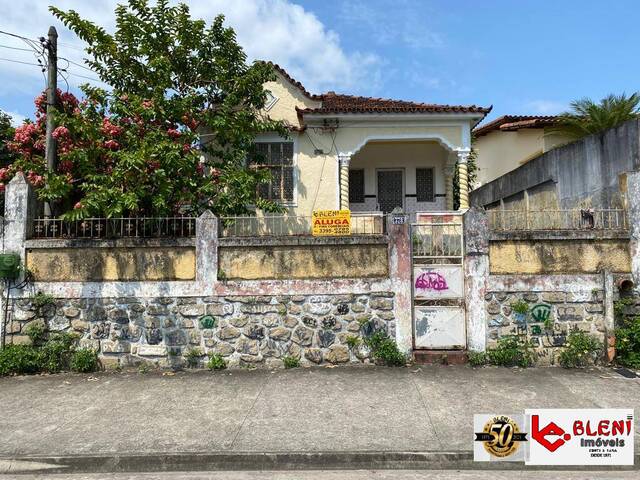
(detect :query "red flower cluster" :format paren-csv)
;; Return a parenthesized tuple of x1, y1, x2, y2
(26, 171, 44, 187)
(101, 118, 124, 137)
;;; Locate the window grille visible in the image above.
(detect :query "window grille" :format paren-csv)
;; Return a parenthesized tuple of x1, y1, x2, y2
(416, 168, 434, 202)
(349, 169, 365, 203)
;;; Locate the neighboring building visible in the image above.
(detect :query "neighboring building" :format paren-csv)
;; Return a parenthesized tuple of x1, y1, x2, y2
(473, 115, 570, 186)
(251, 64, 490, 220)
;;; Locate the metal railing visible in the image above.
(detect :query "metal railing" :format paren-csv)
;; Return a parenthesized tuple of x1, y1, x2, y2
(412, 221, 464, 260)
(30, 216, 197, 239)
(219, 212, 386, 237)
(488, 209, 629, 231)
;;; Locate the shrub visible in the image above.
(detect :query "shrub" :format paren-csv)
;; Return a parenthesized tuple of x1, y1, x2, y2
(511, 299, 529, 315)
(207, 353, 227, 370)
(365, 331, 406, 367)
(467, 351, 487, 367)
(559, 330, 602, 368)
(39, 332, 78, 373)
(615, 316, 640, 369)
(282, 355, 300, 369)
(71, 348, 99, 373)
(24, 320, 47, 345)
(486, 335, 536, 368)
(0, 345, 42, 375)
(184, 348, 202, 368)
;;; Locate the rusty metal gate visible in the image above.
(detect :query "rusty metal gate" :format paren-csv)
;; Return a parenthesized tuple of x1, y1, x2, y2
(410, 212, 466, 349)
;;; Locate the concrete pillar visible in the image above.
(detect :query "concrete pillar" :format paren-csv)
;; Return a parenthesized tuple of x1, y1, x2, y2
(338, 154, 351, 210)
(196, 211, 218, 283)
(457, 150, 470, 210)
(602, 271, 615, 362)
(387, 214, 412, 354)
(627, 171, 640, 291)
(463, 206, 489, 351)
(445, 164, 455, 211)
(3, 173, 36, 265)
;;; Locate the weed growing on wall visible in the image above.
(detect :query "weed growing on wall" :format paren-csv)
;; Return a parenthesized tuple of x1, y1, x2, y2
(282, 355, 300, 369)
(184, 348, 203, 368)
(558, 330, 602, 368)
(207, 353, 227, 370)
(616, 316, 640, 369)
(486, 335, 536, 368)
(345, 335, 361, 349)
(365, 330, 406, 367)
(467, 351, 487, 367)
(71, 348, 99, 373)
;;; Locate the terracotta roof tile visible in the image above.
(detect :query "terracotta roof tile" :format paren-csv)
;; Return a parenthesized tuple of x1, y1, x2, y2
(297, 92, 491, 115)
(265, 63, 490, 117)
(473, 115, 558, 137)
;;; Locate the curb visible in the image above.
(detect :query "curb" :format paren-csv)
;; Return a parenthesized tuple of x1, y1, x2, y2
(0, 451, 638, 474)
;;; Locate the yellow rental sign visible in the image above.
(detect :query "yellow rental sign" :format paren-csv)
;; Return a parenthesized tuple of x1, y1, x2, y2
(312, 210, 351, 236)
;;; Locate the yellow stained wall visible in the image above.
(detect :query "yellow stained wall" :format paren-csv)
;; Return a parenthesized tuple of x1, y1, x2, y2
(489, 239, 631, 274)
(219, 243, 388, 280)
(26, 247, 196, 281)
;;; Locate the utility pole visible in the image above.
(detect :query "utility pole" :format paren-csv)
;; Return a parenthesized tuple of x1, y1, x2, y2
(43, 26, 57, 218)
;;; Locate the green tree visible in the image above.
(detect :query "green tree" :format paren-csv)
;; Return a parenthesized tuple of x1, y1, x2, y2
(3, 0, 286, 219)
(550, 92, 640, 141)
(0, 110, 16, 167)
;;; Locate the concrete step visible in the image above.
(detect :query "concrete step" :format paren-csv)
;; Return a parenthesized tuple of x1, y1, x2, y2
(413, 350, 468, 365)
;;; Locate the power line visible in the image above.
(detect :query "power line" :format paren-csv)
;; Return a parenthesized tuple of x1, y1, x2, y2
(0, 44, 33, 52)
(0, 57, 42, 67)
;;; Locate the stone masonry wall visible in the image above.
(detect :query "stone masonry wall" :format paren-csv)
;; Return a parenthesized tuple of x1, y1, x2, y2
(6, 292, 395, 368)
(485, 289, 606, 365)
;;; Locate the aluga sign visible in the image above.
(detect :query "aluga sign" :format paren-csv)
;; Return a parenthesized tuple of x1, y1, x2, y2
(312, 210, 351, 236)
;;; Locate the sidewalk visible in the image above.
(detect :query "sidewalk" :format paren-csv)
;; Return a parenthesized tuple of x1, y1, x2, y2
(0, 365, 639, 473)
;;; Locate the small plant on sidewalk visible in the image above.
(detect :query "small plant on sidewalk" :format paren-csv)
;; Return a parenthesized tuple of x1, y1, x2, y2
(365, 330, 406, 367)
(467, 351, 487, 367)
(282, 355, 300, 369)
(207, 353, 227, 370)
(558, 329, 602, 368)
(345, 335, 361, 349)
(486, 335, 536, 367)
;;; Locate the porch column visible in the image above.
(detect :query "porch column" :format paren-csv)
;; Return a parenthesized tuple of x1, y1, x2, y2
(444, 164, 455, 211)
(457, 150, 471, 210)
(338, 154, 351, 210)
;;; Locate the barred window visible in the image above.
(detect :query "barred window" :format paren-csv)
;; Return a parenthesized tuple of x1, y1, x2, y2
(349, 169, 365, 203)
(251, 142, 294, 202)
(416, 168, 434, 202)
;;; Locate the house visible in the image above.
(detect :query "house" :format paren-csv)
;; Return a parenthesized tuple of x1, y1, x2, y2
(254, 65, 491, 222)
(473, 115, 570, 186)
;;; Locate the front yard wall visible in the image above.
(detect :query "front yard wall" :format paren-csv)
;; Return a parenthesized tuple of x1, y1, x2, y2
(7, 292, 395, 368)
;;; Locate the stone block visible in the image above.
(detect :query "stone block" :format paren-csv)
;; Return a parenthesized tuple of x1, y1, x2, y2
(101, 340, 131, 353)
(164, 329, 188, 346)
(369, 298, 393, 311)
(269, 326, 291, 341)
(283, 316, 299, 328)
(206, 303, 234, 316)
(218, 326, 241, 340)
(71, 320, 89, 332)
(303, 303, 332, 315)
(108, 308, 129, 324)
(245, 324, 266, 340)
(542, 292, 566, 303)
(486, 301, 501, 315)
(179, 304, 205, 317)
(62, 307, 80, 318)
(325, 345, 350, 364)
(138, 345, 167, 357)
(292, 326, 314, 346)
(13, 309, 36, 321)
(304, 348, 323, 364)
(146, 305, 169, 316)
(230, 315, 250, 328)
(236, 337, 259, 355)
(262, 314, 280, 327)
(318, 330, 336, 348)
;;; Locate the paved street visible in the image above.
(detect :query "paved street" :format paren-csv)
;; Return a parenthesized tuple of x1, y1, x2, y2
(0, 365, 638, 475)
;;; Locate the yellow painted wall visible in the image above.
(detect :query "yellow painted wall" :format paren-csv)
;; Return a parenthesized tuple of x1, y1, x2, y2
(262, 72, 321, 127)
(26, 247, 196, 281)
(489, 239, 631, 274)
(219, 243, 388, 280)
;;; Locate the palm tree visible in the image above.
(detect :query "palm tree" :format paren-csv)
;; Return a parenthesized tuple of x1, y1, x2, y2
(550, 92, 640, 141)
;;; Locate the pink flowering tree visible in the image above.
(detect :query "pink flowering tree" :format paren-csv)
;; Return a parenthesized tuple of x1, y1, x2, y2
(2, 0, 287, 219)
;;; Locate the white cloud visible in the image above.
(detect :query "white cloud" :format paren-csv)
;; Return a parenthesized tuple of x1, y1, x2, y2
(4, 111, 27, 127)
(525, 100, 569, 115)
(0, 0, 381, 101)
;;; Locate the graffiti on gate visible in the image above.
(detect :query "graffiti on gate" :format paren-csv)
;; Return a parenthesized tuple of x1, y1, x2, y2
(415, 270, 449, 291)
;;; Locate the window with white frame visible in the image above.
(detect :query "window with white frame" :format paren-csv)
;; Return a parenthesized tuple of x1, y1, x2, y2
(251, 142, 294, 203)
(416, 168, 435, 202)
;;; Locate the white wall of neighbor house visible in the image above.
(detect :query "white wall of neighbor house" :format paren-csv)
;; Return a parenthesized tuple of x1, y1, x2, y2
(348, 140, 448, 216)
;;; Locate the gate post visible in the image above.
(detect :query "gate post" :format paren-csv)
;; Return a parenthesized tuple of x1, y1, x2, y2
(387, 215, 412, 354)
(627, 171, 640, 291)
(463, 207, 489, 351)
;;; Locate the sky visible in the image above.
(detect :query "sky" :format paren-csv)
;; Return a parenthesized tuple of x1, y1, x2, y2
(0, 0, 639, 127)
